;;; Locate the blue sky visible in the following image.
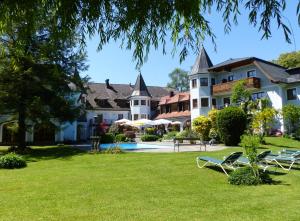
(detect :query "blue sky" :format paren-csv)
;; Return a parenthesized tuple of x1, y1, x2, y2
(83, 2, 300, 87)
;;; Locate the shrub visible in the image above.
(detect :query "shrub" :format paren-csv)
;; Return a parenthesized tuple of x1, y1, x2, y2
(0, 153, 27, 169)
(115, 134, 126, 142)
(228, 167, 272, 185)
(103, 146, 124, 154)
(141, 134, 159, 141)
(109, 123, 121, 135)
(176, 129, 199, 139)
(192, 116, 211, 140)
(217, 106, 247, 146)
(145, 127, 156, 135)
(282, 104, 300, 135)
(124, 131, 136, 141)
(163, 131, 179, 140)
(208, 128, 219, 140)
(208, 109, 219, 129)
(100, 133, 115, 144)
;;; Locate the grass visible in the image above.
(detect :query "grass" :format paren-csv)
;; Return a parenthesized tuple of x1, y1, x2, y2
(0, 137, 300, 221)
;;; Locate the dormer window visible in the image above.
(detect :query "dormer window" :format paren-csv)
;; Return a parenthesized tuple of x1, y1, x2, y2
(247, 70, 256, 78)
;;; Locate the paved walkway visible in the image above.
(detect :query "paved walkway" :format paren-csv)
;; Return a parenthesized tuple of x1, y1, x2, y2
(74, 141, 228, 153)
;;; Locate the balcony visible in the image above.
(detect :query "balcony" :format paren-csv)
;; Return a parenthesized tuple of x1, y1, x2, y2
(212, 77, 260, 95)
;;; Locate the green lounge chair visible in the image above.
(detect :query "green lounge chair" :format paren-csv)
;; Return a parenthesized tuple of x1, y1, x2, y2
(279, 149, 300, 156)
(264, 153, 300, 171)
(196, 152, 243, 176)
(236, 151, 272, 172)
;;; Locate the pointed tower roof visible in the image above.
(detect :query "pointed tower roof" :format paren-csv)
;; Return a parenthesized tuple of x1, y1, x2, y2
(190, 47, 213, 75)
(130, 73, 151, 97)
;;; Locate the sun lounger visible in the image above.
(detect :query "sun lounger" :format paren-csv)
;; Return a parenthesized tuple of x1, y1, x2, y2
(236, 151, 272, 172)
(264, 153, 300, 171)
(196, 152, 243, 176)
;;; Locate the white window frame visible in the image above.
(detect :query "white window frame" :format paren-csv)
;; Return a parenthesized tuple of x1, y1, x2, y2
(247, 70, 256, 78)
(200, 97, 210, 108)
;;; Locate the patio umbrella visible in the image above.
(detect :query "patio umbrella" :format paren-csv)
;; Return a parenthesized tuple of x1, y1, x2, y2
(171, 121, 182, 125)
(115, 118, 130, 124)
(152, 119, 172, 125)
(131, 119, 153, 126)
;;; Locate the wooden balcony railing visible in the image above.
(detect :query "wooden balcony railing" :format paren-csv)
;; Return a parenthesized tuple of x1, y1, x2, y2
(212, 77, 260, 95)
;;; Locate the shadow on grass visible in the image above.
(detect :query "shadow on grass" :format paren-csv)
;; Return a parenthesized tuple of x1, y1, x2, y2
(204, 165, 289, 185)
(264, 142, 300, 150)
(23, 146, 86, 162)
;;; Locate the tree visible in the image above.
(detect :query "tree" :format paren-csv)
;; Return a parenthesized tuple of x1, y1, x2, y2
(252, 107, 277, 136)
(216, 107, 247, 146)
(167, 68, 189, 92)
(282, 104, 300, 134)
(0, 15, 87, 150)
(0, 1, 299, 68)
(231, 80, 252, 105)
(273, 51, 300, 68)
(192, 116, 211, 141)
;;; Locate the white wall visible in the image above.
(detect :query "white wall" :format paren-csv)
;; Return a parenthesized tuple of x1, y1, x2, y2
(130, 96, 151, 119)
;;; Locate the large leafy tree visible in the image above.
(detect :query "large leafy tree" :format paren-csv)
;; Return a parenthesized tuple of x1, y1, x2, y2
(167, 68, 189, 92)
(0, 1, 299, 68)
(273, 51, 300, 68)
(0, 13, 87, 150)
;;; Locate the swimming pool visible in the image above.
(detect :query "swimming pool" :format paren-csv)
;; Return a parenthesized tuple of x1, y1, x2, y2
(100, 143, 171, 150)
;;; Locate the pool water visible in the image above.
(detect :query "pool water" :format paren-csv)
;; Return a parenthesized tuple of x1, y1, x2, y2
(100, 143, 171, 150)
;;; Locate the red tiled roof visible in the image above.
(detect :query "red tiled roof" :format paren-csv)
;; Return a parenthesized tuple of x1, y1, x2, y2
(156, 111, 191, 119)
(159, 92, 190, 105)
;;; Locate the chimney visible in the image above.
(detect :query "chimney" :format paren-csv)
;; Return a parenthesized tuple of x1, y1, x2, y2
(169, 91, 174, 97)
(105, 79, 110, 88)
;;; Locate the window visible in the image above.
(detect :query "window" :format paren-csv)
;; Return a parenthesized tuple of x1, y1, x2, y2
(228, 75, 234, 82)
(141, 114, 147, 119)
(212, 98, 217, 106)
(211, 78, 216, 85)
(201, 98, 209, 107)
(178, 102, 184, 111)
(247, 70, 256, 78)
(192, 79, 197, 88)
(223, 97, 230, 105)
(252, 92, 265, 100)
(133, 114, 139, 120)
(287, 88, 297, 100)
(166, 105, 171, 113)
(118, 114, 123, 120)
(134, 100, 139, 106)
(200, 78, 208, 86)
(141, 100, 146, 105)
(192, 99, 198, 108)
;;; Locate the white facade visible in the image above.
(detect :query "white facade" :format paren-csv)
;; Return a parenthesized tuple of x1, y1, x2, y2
(129, 96, 151, 120)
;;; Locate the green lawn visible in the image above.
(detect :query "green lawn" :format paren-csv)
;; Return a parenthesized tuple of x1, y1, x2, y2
(0, 137, 300, 221)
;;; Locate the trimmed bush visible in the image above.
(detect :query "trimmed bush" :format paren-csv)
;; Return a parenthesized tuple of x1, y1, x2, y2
(141, 134, 159, 141)
(100, 133, 115, 144)
(228, 167, 272, 185)
(192, 116, 211, 141)
(217, 106, 247, 146)
(0, 153, 27, 169)
(176, 129, 199, 139)
(115, 134, 127, 142)
(145, 128, 156, 135)
(208, 109, 219, 129)
(163, 131, 179, 140)
(103, 146, 124, 154)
